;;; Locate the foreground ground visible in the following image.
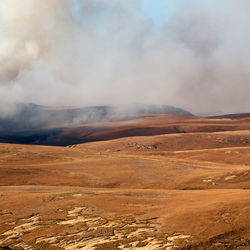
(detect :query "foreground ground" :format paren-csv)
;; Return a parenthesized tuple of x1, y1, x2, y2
(0, 114, 250, 249)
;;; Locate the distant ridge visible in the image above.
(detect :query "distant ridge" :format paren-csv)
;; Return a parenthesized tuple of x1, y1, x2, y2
(0, 103, 194, 145)
(0, 103, 193, 132)
(129, 104, 193, 117)
(209, 113, 250, 119)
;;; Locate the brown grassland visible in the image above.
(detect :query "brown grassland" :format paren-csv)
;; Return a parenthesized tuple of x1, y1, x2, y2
(0, 114, 250, 249)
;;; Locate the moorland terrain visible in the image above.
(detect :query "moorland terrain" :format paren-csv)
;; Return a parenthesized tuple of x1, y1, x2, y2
(0, 111, 250, 249)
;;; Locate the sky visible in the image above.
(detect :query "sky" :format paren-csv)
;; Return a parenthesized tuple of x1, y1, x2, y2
(141, 0, 183, 23)
(0, 0, 250, 116)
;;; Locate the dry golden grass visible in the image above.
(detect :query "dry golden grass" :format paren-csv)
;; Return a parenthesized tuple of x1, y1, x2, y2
(0, 114, 250, 249)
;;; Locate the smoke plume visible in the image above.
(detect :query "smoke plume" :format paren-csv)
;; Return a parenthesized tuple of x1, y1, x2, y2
(0, 0, 250, 115)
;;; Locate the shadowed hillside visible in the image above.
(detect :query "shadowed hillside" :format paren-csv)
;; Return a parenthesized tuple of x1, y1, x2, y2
(0, 104, 194, 145)
(2, 108, 250, 146)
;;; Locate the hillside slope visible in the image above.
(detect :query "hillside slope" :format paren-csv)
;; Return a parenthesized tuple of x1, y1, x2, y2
(0, 114, 250, 249)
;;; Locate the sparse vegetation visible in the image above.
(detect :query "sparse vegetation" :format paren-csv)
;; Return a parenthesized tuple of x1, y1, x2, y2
(0, 114, 249, 248)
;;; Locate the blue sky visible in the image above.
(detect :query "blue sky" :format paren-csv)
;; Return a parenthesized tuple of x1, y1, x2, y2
(71, 0, 183, 23)
(141, 0, 183, 23)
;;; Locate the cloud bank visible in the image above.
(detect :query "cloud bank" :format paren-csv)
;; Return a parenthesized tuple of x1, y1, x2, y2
(0, 0, 250, 115)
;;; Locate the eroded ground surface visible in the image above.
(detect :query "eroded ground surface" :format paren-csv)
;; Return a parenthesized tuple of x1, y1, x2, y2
(1, 187, 249, 249)
(0, 115, 250, 249)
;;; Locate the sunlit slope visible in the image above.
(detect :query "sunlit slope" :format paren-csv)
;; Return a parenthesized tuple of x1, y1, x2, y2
(0, 114, 250, 249)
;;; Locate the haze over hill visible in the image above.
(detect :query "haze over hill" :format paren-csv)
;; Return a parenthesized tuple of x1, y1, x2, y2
(0, 103, 250, 146)
(0, 103, 194, 145)
(0, 103, 193, 132)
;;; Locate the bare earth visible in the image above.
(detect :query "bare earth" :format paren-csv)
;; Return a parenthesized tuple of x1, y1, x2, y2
(0, 114, 250, 249)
